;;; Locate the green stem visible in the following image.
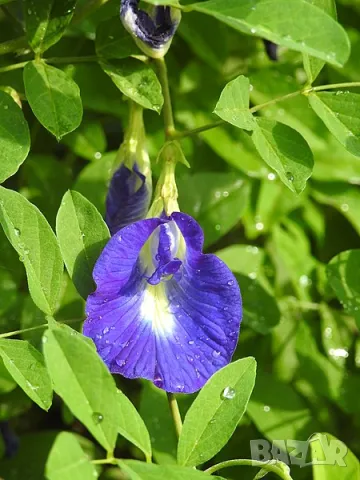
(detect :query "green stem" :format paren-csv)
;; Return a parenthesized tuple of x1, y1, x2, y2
(0, 36, 27, 56)
(0, 55, 97, 74)
(92, 457, 117, 465)
(205, 459, 293, 480)
(172, 81, 360, 139)
(311, 81, 360, 92)
(0, 318, 82, 339)
(167, 392, 183, 438)
(154, 57, 176, 139)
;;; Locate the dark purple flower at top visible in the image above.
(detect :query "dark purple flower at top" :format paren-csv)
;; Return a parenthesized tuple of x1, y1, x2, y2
(83, 212, 242, 393)
(120, 0, 181, 58)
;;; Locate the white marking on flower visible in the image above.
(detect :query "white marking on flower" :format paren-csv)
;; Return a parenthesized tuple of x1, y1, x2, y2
(141, 284, 175, 336)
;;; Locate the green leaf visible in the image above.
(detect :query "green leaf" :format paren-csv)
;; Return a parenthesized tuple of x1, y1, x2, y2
(214, 75, 255, 130)
(302, 0, 337, 83)
(0, 358, 16, 394)
(100, 58, 163, 113)
(216, 245, 265, 277)
(190, 0, 350, 67)
(116, 389, 152, 461)
(0, 339, 52, 410)
(311, 433, 360, 479)
(326, 249, 360, 329)
(0, 91, 30, 184)
(251, 118, 314, 194)
(178, 357, 256, 466)
(0, 187, 63, 315)
(23, 60, 83, 140)
(177, 172, 251, 247)
(56, 190, 110, 299)
(118, 460, 226, 480)
(236, 274, 280, 334)
(45, 432, 98, 480)
(0, 388, 32, 421)
(42, 322, 119, 452)
(308, 92, 360, 157)
(24, 0, 77, 54)
(62, 120, 107, 161)
(96, 17, 140, 59)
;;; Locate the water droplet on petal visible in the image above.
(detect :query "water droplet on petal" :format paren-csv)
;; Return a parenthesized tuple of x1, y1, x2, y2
(227, 280, 234, 286)
(188, 340, 194, 345)
(102, 327, 110, 335)
(92, 412, 104, 424)
(212, 350, 221, 358)
(221, 386, 236, 400)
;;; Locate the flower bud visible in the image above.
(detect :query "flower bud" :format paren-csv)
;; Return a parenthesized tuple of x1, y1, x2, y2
(106, 103, 152, 235)
(120, 0, 181, 58)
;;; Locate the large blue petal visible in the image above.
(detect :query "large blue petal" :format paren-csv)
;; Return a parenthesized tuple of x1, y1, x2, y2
(106, 164, 151, 235)
(84, 214, 242, 393)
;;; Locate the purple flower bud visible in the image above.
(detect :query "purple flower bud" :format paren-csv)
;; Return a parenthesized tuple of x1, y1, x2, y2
(120, 0, 181, 58)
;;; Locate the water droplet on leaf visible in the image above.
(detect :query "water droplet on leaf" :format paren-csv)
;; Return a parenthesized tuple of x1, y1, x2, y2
(221, 386, 236, 400)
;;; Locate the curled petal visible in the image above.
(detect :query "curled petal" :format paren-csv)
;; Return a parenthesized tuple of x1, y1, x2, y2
(106, 164, 152, 235)
(84, 213, 242, 393)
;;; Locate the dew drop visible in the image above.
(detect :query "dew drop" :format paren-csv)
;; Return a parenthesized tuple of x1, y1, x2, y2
(212, 350, 221, 358)
(42, 335, 48, 344)
(263, 405, 271, 412)
(92, 412, 104, 424)
(227, 280, 234, 286)
(324, 327, 332, 339)
(102, 327, 110, 335)
(188, 340, 195, 345)
(94, 152, 102, 160)
(341, 203, 349, 212)
(221, 386, 236, 400)
(14, 228, 20, 237)
(255, 222, 264, 231)
(286, 172, 294, 182)
(248, 272, 257, 280)
(251, 28, 257, 34)
(215, 224, 221, 231)
(267, 172, 276, 181)
(4, 104, 8, 110)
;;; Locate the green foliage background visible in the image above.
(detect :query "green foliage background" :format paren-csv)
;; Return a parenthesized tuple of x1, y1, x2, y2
(0, 0, 360, 479)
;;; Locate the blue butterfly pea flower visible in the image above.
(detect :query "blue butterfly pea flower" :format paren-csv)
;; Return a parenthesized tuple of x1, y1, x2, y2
(106, 103, 152, 235)
(120, 0, 181, 58)
(83, 211, 242, 393)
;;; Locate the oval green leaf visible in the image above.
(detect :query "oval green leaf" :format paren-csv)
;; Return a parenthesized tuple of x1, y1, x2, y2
(46, 431, 98, 480)
(178, 357, 257, 466)
(0, 187, 64, 315)
(0, 91, 30, 184)
(43, 322, 119, 452)
(24, 0, 77, 54)
(326, 249, 360, 329)
(214, 75, 255, 130)
(24, 60, 83, 140)
(96, 17, 140, 60)
(191, 0, 350, 67)
(252, 118, 314, 194)
(100, 58, 163, 113)
(56, 190, 110, 299)
(309, 92, 360, 157)
(0, 339, 52, 410)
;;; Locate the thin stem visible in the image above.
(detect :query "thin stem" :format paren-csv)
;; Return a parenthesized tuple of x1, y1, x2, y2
(311, 81, 360, 92)
(0, 36, 27, 56)
(172, 81, 360, 139)
(0, 55, 97, 74)
(154, 57, 176, 139)
(92, 457, 117, 465)
(0, 318, 82, 340)
(205, 459, 293, 480)
(167, 392, 183, 438)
